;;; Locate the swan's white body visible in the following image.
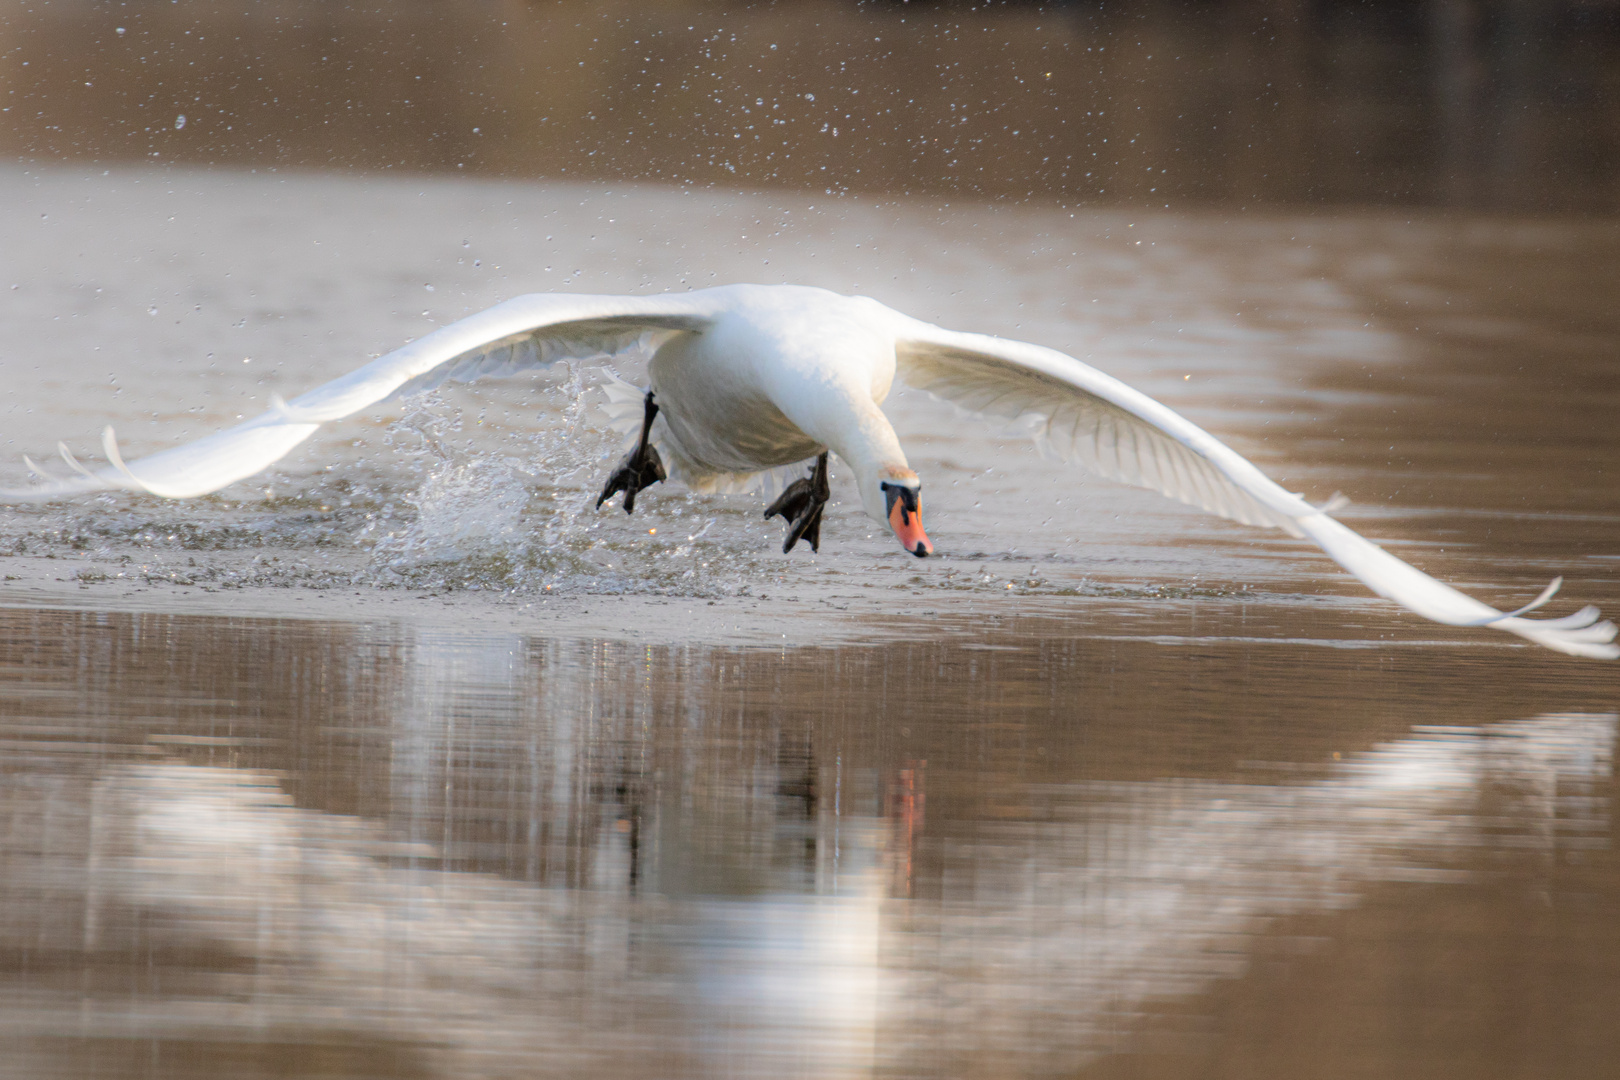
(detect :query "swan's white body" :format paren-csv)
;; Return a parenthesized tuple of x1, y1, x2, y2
(4, 284, 1614, 658)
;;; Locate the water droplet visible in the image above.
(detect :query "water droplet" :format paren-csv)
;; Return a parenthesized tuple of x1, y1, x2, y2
(175, 114, 186, 130)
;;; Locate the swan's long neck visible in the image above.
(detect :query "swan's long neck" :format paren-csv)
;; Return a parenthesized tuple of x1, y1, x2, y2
(815, 399, 911, 522)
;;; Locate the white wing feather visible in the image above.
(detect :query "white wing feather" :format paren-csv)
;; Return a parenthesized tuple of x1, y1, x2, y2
(894, 323, 1617, 659)
(5, 287, 1609, 658)
(0, 293, 710, 502)
(895, 329, 1317, 534)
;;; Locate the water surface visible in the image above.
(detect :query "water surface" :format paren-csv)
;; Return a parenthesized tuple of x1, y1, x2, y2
(1, 606, 1617, 1079)
(4, 0, 1618, 210)
(1, 166, 1618, 1078)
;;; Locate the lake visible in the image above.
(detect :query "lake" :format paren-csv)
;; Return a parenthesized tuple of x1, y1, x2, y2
(1, 164, 1618, 1078)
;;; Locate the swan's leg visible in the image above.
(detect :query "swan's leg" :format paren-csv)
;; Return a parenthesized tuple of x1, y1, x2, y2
(764, 452, 830, 554)
(596, 391, 667, 515)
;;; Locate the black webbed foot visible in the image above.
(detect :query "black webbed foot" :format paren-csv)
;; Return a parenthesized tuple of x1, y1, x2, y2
(764, 452, 830, 554)
(597, 444, 666, 515)
(596, 391, 667, 515)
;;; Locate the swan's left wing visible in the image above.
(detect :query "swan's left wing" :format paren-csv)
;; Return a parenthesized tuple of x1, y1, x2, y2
(893, 321, 1617, 659)
(1, 293, 711, 502)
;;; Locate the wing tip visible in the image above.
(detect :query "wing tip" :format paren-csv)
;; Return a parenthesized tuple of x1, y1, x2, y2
(1492, 604, 1619, 659)
(2, 447, 121, 502)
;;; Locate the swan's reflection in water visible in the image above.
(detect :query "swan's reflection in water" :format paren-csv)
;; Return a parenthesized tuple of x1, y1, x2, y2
(0, 611, 1614, 1078)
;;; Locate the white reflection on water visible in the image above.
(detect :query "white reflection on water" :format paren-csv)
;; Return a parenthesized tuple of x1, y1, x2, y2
(6, 709, 1605, 1079)
(900, 713, 1613, 1074)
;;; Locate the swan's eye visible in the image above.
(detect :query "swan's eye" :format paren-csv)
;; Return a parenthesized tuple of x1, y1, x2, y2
(881, 481, 920, 524)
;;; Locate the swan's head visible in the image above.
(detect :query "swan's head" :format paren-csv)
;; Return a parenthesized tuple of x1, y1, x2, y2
(878, 467, 933, 558)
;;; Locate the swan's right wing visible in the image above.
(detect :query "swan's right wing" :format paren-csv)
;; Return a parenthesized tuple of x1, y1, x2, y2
(893, 320, 1618, 659)
(2, 293, 712, 501)
(893, 324, 1317, 534)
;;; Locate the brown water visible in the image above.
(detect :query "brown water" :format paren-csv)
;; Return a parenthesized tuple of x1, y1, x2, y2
(0, 163, 1618, 1077)
(3, 0, 1619, 211)
(5, 4, 1620, 1076)
(0, 606, 1617, 1080)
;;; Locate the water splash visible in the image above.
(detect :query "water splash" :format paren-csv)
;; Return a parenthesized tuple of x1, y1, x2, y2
(0, 369, 1276, 607)
(355, 371, 781, 597)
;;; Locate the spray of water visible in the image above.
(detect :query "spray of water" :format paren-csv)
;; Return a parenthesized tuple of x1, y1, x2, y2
(357, 368, 782, 597)
(0, 370, 1233, 606)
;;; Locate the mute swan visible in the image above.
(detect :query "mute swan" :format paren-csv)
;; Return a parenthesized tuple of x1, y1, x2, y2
(2, 284, 1613, 658)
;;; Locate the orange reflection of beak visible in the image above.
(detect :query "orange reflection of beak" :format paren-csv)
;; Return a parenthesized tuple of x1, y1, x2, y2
(888, 494, 934, 558)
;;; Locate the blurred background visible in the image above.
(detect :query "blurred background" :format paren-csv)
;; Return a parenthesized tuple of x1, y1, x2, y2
(3, 0, 1619, 210)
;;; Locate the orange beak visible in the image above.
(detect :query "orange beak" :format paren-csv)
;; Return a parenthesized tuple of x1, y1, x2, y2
(884, 484, 934, 558)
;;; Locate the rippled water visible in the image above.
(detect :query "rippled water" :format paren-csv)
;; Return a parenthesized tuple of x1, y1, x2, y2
(1, 608, 1617, 1079)
(1, 166, 1619, 1077)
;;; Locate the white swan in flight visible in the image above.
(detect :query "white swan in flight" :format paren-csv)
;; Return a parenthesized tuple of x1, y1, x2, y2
(2, 284, 1613, 658)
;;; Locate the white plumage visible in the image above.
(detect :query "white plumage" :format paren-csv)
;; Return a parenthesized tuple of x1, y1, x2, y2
(3, 283, 1613, 658)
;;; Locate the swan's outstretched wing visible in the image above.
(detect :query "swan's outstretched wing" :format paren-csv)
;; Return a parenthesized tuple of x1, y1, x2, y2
(1, 293, 711, 502)
(893, 322, 1617, 659)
